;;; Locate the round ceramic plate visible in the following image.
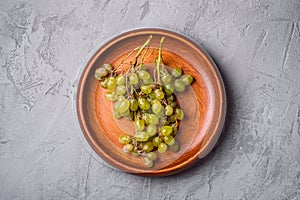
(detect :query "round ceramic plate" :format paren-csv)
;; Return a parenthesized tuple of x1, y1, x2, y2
(76, 28, 226, 176)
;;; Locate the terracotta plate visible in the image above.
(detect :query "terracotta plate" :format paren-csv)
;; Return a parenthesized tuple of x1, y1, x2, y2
(76, 28, 226, 176)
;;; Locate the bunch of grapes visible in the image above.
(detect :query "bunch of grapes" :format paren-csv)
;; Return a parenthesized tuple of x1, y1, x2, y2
(95, 36, 193, 167)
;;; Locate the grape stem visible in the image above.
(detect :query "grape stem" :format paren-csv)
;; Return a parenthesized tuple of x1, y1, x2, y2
(115, 46, 139, 72)
(132, 35, 152, 67)
(156, 37, 165, 84)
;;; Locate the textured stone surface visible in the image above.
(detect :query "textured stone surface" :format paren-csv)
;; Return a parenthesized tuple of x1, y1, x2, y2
(1, 0, 300, 199)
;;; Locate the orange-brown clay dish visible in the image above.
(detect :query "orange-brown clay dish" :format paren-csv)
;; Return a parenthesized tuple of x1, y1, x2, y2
(76, 28, 226, 176)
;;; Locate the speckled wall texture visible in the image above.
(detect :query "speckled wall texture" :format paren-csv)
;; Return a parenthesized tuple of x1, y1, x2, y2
(0, 0, 300, 199)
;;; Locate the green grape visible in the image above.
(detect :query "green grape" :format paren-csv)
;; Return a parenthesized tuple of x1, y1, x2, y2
(131, 150, 139, 157)
(117, 95, 125, 101)
(146, 152, 158, 161)
(113, 109, 121, 119)
(103, 63, 113, 71)
(152, 136, 161, 147)
(158, 143, 168, 153)
(150, 99, 160, 105)
(156, 107, 165, 119)
(160, 117, 169, 126)
(127, 111, 134, 120)
(143, 78, 154, 85)
(107, 77, 117, 90)
(169, 141, 179, 152)
(169, 115, 176, 123)
(142, 141, 154, 152)
(160, 126, 173, 136)
(165, 105, 173, 116)
(100, 78, 108, 88)
(138, 70, 151, 80)
(115, 85, 126, 95)
(148, 114, 159, 125)
(120, 109, 130, 117)
(163, 83, 174, 94)
(105, 91, 116, 102)
(148, 92, 156, 99)
(174, 79, 185, 92)
(169, 101, 177, 108)
(175, 108, 184, 120)
(129, 98, 138, 111)
(116, 99, 130, 113)
(152, 101, 162, 114)
(119, 134, 131, 144)
(144, 157, 153, 168)
(134, 131, 149, 142)
(142, 113, 151, 125)
(95, 67, 108, 80)
(123, 143, 133, 153)
(146, 124, 157, 137)
(154, 89, 164, 100)
(181, 74, 193, 86)
(134, 118, 145, 131)
(140, 85, 152, 94)
(161, 73, 172, 84)
(129, 73, 139, 85)
(138, 98, 150, 110)
(116, 75, 126, 85)
(163, 135, 175, 145)
(172, 68, 182, 78)
(167, 94, 175, 101)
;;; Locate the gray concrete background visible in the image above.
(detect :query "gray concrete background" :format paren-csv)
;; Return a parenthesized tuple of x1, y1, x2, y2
(1, 0, 300, 199)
